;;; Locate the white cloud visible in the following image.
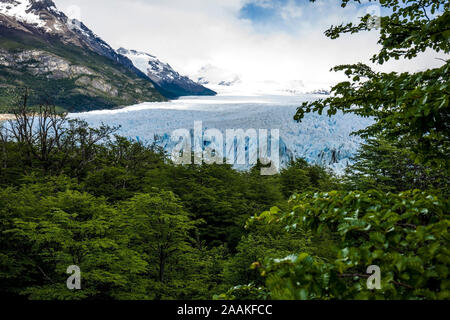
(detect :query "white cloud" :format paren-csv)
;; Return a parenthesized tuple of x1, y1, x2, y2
(53, 0, 446, 89)
(280, 1, 303, 21)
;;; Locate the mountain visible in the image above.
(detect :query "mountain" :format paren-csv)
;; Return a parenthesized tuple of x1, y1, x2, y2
(307, 89, 331, 95)
(117, 48, 216, 98)
(0, 0, 166, 112)
(194, 64, 241, 87)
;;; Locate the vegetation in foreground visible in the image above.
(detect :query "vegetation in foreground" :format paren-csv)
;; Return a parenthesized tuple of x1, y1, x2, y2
(0, 0, 448, 300)
(0, 89, 447, 300)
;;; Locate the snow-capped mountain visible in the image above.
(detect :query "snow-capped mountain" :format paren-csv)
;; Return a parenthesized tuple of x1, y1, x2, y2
(0, 0, 166, 110)
(307, 89, 331, 95)
(193, 64, 332, 96)
(194, 64, 242, 87)
(0, 0, 64, 32)
(0, 0, 145, 77)
(117, 48, 216, 98)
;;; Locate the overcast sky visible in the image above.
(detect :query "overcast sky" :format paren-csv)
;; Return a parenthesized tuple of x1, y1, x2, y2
(53, 0, 445, 88)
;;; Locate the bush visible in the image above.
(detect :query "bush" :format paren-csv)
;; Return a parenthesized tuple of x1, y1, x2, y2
(251, 190, 449, 300)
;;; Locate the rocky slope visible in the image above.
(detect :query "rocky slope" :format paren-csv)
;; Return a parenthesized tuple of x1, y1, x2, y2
(0, 0, 166, 111)
(117, 48, 216, 98)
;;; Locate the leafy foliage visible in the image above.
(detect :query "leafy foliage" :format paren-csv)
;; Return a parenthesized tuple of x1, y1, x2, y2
(298, 0, 450, 169)
(214, 284, 270, 301)
(280, 158, 339, 197)
(1, 0, 448, 301)
(0, 99, 338, 299)
(251, 190, 449, 300)
(1, 187, 148, 299)
(344, 137, 449, 193)
(222, 1, 449, 300)
(325, 0, 449, 63)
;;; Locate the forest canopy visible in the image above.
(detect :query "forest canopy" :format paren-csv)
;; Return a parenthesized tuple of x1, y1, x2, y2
(0, 0, 449, 300)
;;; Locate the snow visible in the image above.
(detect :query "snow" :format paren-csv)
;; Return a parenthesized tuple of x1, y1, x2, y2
(117, 48, 182, 84)
(122, 50, 157, 75)
(195, 64, 242, 87)
(53, 21, 61, 31)
(193, 64, 333, 96)
(71, 93, 373, 174)
(0, 0, 46, 28)
(68, 19, 93, 38)
(0, 0, 66, 32)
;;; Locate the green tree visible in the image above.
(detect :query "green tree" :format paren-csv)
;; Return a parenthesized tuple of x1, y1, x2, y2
(120, 191, 196, 297)
(252, 190, 449, 300)
(150, 163, 259, 248)
(345, 137, 449, 193)
(245, 162, 285, 212)
(1, 188, 148, 300)
(298, 0, 449, 169)
(280, 158, 338, 197)
(223, 214, 309, 292)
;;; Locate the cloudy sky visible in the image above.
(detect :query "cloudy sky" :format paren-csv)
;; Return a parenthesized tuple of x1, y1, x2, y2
(53, 0, 445, 88)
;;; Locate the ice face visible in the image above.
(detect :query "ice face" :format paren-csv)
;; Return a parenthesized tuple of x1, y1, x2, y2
(71, 94, 373, 174)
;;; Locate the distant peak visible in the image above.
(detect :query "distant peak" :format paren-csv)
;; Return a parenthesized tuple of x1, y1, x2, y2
(116, 47, 129, 55)
(28, 0, 57, 9)
(0, 0, 58, 11)
(0, 0, 63, 30)
(117, 47, 157, 59)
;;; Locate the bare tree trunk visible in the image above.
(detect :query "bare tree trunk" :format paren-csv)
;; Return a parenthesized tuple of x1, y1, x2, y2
(159, 248, 166, 283)
(4, 89, 117, 176)
(0, 125, 8, 170)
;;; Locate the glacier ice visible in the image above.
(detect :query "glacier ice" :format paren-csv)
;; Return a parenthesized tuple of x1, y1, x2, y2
(71, 94, 373, 174)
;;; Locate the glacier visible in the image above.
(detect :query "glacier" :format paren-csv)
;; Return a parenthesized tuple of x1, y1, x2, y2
(70, 93, 373, 174)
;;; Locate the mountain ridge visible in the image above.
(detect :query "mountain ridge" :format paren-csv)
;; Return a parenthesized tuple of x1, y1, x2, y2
(0, 0, 167, 111)
(117, 48, 216, 98)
